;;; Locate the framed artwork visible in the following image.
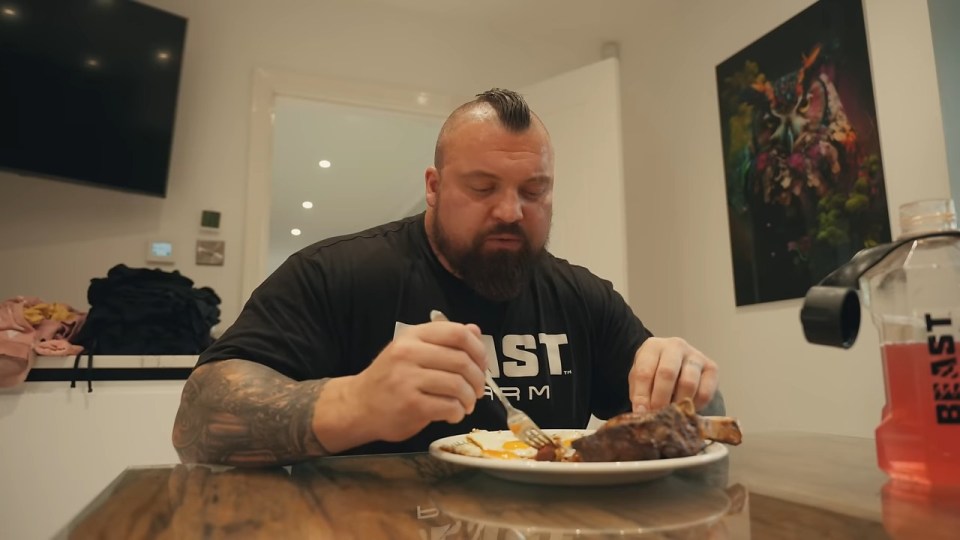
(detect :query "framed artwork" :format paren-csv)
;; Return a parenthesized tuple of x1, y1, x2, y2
(716, 0, 891, 306)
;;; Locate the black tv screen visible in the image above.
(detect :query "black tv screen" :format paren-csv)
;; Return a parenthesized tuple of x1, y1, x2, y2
(0, 0, 187, 197)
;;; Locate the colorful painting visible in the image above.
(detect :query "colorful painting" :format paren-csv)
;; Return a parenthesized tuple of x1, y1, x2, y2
(716, 0, 890, 306)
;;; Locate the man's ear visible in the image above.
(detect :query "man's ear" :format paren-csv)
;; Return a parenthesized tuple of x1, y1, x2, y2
(425, 166, 440, 208)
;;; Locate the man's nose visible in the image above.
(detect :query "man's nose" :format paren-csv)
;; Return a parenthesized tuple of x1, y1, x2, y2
(491, 190, 523, 223)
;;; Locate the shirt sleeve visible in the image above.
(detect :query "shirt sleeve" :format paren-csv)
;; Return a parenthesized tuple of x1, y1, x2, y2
(579, 271, 653, 420)
(196, 252, 343, 381)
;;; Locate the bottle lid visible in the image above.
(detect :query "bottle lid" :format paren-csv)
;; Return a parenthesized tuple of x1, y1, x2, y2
(799, 286, 861, 348)
(899, 199, 957, 237)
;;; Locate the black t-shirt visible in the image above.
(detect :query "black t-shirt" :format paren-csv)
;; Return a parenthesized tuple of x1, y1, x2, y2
(197, 213, 652, 455)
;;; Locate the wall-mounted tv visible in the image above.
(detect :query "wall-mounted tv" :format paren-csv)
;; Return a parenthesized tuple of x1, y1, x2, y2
(0, 0, 187, 197)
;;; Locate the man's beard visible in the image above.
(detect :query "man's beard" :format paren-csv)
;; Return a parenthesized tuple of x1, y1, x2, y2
(432, 211, 545, 302)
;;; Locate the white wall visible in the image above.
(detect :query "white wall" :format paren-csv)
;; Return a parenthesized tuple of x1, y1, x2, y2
(0, 0, 602, 327)
(0, 379, 185, 540)
(928, 0, 960, 201)
(621, 0, 951, 438)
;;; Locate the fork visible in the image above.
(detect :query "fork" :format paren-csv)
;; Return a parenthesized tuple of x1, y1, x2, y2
(429, 310, 555, 449)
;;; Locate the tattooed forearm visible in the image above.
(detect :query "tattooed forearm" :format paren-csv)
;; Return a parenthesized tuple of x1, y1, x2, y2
(172, 360, 330, 467)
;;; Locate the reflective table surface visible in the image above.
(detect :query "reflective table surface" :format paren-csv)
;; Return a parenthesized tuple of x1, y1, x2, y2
(58, 432, 960, 539)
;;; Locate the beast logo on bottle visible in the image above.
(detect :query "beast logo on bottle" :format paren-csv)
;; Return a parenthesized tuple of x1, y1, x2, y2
(925, 314, 960, 424)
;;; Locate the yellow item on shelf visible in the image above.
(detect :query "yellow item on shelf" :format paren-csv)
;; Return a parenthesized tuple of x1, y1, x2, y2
(23, 303, 77, 326)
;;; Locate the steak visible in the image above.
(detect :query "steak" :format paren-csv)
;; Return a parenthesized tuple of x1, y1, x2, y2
(570, 398, 742, 462)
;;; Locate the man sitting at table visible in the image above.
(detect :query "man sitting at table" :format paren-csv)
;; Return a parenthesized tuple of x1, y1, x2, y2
(172, 88, 722, 467)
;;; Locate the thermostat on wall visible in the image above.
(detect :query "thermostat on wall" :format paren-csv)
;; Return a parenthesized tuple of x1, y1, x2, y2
(201, 210, 221, 230)
(146, 240, 175, 264)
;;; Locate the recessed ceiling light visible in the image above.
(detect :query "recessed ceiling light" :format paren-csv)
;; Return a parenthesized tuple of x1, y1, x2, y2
(291, 228, 302, 236)
(302, 201, 314, 209)
(156, 50, 171, 62)
(1, 7, 17, 17)
(318, 160, 331, 169)
(85, 57, 100, 68)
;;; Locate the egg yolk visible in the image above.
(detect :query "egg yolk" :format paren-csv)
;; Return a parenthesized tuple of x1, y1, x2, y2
(501, 440, 530, 451)
(482, 450, 521, 460)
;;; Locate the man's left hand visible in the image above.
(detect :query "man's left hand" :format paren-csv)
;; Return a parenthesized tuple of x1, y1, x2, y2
(628, 337, 718, 413)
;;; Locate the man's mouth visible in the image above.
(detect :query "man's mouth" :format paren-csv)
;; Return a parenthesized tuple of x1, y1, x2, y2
(484, 235, 524, 248)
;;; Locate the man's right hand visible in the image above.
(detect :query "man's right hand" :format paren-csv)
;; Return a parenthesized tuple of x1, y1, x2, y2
(316, 321, 488, 450)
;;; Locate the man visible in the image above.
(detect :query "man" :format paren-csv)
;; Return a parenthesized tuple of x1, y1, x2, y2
(172, 89, 720, 467)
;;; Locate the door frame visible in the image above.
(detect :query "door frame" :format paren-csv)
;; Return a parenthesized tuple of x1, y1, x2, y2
(242, 68, 465, 303)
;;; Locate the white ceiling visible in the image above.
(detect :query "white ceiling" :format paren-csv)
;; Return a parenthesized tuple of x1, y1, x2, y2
(357, 0, 662, 45)
(268, 96, 443, 273)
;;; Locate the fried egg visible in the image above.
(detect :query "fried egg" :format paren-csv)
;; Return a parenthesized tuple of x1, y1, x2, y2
(466, 430, 538, 459)
(457, 430, 585, 460)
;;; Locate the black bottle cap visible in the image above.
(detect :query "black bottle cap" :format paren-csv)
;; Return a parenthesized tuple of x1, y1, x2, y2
(800, 286, 861, 348)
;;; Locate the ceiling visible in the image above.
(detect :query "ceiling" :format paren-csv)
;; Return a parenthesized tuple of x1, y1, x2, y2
(268, 96, 442, 273)
(356, 0, 661, 45)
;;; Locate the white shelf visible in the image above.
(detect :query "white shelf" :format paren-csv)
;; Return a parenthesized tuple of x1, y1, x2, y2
(34, 354, 198, 369)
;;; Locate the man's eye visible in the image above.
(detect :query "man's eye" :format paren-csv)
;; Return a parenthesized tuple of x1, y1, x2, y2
(472, 186, 494, 194)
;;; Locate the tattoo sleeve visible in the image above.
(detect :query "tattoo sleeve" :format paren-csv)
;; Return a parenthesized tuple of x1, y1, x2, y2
(172, 360, 330, 467)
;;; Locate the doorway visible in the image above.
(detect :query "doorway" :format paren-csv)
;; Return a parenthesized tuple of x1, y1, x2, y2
(267, 96, 442, 276)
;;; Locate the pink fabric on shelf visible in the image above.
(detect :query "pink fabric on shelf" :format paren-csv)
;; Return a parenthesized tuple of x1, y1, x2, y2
(0, 296, 88, 388)
(34, 339, 83, 356)
(28, 301, 87, 351)
(0, 297, 40, 388)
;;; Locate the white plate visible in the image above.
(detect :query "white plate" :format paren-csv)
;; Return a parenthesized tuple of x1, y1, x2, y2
(428, 429, 729, 486)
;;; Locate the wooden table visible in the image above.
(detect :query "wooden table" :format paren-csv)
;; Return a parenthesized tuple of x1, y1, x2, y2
(57, 432, 960, 539)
